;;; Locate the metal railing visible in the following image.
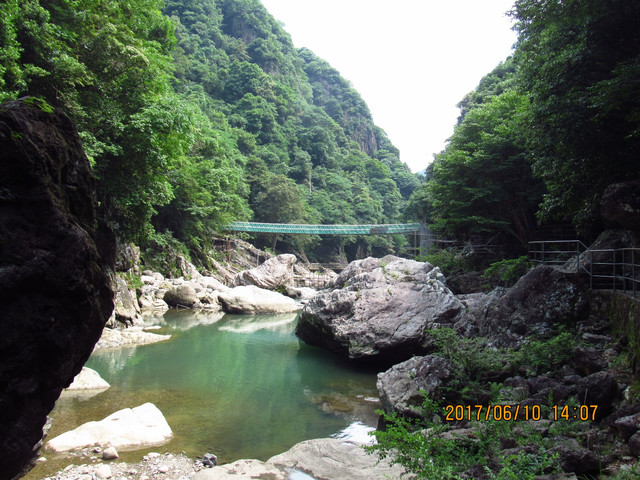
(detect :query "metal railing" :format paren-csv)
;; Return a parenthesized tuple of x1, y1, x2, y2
(529, 240, 640, 295)
(293, 271, 335, 289)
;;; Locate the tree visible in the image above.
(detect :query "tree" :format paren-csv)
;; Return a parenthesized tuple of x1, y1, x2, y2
(252, 174, 308, 250)
(511, 0, 640, 233)
(428, 88, 544, 248)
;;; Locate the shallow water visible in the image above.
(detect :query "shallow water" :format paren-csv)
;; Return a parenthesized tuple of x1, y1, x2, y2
(30, 310, 380, 477)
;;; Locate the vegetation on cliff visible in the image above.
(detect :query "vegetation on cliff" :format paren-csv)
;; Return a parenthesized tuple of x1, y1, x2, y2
(0, 0, 419, 264)
(406, 0, 640, 251)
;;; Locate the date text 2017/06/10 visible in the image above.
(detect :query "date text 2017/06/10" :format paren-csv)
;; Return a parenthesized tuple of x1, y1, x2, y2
(444, 404, 598, 422)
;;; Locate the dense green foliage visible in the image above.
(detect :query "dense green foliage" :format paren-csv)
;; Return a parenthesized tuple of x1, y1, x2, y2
(513, 0, 640, 233)
(368, 328, 589, 480)
(0, 0, 418, 261)
(407, 0, 640, 250)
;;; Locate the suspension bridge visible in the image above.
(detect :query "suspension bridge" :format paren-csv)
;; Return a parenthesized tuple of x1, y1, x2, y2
(225, 221, 422, 235)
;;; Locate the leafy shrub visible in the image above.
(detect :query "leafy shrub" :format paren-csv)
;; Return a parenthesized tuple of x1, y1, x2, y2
(417, 249, 470, 276)
(483, 255, 533, 287)
(512, 331, 576, 376)
(431, 328, 513, 384)
(121, 271, 143, 290)
(141, 230, 191, 277)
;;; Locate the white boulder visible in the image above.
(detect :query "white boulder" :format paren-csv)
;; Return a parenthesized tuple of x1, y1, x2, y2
(46, 403, 173, 452)
(217, 286, 299, 314)
(65, 367, 110, 391)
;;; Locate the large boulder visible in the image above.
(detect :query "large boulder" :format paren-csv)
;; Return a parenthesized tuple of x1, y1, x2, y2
(465, 266, 589, 348)
(233, 253, 297, 290)
(0, 99, 114, 479)
(377, 355, 454, 417)
(163, 284, 199, 308)
(296, 255, 463, 364)
(46, 402, 172, 452)
(218, 285, 299, 314)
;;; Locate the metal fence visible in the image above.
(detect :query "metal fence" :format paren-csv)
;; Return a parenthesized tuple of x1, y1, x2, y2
(529, 240, 640, 295)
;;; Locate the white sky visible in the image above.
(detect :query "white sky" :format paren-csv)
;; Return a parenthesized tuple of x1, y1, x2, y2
(260, 0, 518, 173)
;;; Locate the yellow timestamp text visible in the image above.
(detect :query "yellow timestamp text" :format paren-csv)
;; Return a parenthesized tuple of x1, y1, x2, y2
(444, 404, 598, 422)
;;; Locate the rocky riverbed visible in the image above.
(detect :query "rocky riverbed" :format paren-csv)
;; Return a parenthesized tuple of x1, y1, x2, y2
(36, 251, 640, 479)
(295, 254, 640, 478)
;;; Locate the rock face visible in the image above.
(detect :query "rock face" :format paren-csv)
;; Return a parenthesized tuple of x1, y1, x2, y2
(462, 266, 589, 348)
(46, 403, 172, 452)
(233, 253, 296, 289)
(296, 255, 462, 364)
(114, 276, 142, 325)
(0, 99, 114, 479)
(377, 355, 453, 417)
(218, 285, 299, 314)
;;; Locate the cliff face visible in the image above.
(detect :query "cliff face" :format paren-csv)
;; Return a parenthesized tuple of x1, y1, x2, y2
(0, 99, 115, 479)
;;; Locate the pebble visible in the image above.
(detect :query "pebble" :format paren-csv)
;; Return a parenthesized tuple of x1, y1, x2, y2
(36, 457, 47, 463)
(95, 464, 112, 479)
(158, 464, 169, 473)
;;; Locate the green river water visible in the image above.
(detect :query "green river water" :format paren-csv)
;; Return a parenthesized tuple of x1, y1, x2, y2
(30, 310, 380, 477)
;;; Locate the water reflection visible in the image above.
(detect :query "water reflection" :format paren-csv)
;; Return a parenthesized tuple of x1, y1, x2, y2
(144, 310, 225, 330)
(219, 313, 298, 334)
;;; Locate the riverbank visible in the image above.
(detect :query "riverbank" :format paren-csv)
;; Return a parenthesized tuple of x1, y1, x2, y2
(37, 435, 408, 480)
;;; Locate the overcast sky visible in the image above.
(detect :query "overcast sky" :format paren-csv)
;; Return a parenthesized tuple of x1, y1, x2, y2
(260, 0, 518, 173)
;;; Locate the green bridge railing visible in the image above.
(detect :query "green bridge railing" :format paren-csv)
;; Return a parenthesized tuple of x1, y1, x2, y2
(226, 222, 421, 235)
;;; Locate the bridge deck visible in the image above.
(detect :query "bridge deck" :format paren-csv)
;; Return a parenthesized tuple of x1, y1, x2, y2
(226, 222, 421, 235)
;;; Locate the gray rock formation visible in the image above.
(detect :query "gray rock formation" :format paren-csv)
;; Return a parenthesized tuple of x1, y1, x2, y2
(268, 437, 407, 480)
(458, 265, 588, 348)
(233, 253, 296, 289)
(377, 355, 453, 417)
(296, 255, 462, 364)
(113, 276, 142, 325)
(0, 98, 114, 479)
(163, 284, 199, 308)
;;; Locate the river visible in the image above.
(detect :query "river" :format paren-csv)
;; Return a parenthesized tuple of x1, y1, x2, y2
(30, 310, 380, 477)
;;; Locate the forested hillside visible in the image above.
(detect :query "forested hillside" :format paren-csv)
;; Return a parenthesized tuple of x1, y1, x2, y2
(0, 0, 419, 265)
(406, 0, 640, 253)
